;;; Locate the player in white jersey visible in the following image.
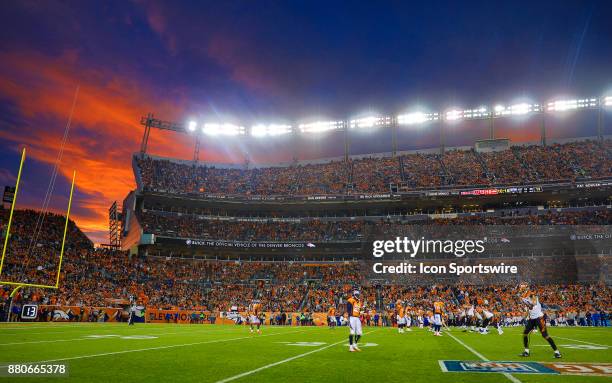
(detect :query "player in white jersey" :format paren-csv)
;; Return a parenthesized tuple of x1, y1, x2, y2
(458, 308, 467, 329)
(428, 312, 435, 333)
(475, 309, 483, 325)
(477, 307, 503, 335)
(248, 300, 262, 334)
(396, 301, 407, 333)
(404, 310, 412, 330)
(519, 285, 561, 358)
(464, 304, 476, 332)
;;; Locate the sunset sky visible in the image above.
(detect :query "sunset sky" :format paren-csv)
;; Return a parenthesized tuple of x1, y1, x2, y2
(0, 0, 611, 244)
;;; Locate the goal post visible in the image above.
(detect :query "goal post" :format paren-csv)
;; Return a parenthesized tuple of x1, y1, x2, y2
(54, 169, 76, 288)
(0, 147, 77, 290)
(0, 147, 26, 278)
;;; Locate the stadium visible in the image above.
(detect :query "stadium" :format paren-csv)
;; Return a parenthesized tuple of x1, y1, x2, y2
(0, 2, 611, 383)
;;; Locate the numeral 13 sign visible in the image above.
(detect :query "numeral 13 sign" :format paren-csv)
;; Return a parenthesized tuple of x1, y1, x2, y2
(21, 304, 38, 319)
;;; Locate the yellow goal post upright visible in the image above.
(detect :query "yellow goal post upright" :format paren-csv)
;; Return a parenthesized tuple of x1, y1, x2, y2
(0, 147, 77, 312)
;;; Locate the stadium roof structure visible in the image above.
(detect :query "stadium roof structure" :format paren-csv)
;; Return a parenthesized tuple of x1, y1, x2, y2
(140, 95, 611, 161)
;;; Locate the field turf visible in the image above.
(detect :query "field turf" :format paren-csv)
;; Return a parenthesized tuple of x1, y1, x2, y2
(0, 323, 610, 382)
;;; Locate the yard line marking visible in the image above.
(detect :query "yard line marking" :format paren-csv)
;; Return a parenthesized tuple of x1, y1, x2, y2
(0, 329, 304, 367)
(0, 324, 241, 336)
(445, 332, 488, 360)
(0, 338, 90, 346)
(1, 324, 141, 336)
(0, 327, 251, 346)
(0, 322, 119, 330)
(446, 331, 522, 383)
(0, 323, 211, 331)
(214, 330, 376, 383)
(554, 336, 610, 348)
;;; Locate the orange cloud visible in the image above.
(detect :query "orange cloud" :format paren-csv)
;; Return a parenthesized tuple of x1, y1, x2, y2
(0, 50, 228, 243)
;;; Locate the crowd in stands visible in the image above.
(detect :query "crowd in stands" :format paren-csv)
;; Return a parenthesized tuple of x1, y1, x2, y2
(440, 150, 488, 186)
(5, 249, 608, 326)
(351, 156, 402, 192)
(401, 153, 446, 188)
(370, 283, 612, 326)
(139, 212, 364, 241)
(479, 149, 534, 184)
(1, 208, 610, 325)
(5, 241, 608, 323)
(138, 209, 612, 242)
(0, 208, 92, 287)
(136, 139, 611, 195)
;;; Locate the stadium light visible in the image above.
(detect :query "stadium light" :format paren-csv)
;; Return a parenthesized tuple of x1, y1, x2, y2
(251, 124, 292, 137)
(202, 123, 245, 136)
(187, 121, 198, 132)
(494, 103, 539, 116)
(462, 107, 488, 119)
(143, 92, 609, 155)
(349, 116, 391, 129)
(445, 109, 463, 121)
(547, 98, 597, 112)
(510, 103, 529, 115)
(397, 111, 438, 125)
(298, 120, 344, 133)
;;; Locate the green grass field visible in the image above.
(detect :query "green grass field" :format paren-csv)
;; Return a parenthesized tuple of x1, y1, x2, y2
(0, 323, 610, 382)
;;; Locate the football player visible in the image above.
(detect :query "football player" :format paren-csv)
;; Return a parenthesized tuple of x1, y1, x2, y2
(466, 303, 476, 332)
(519, 284, 561, 358)
(433, 299, 444, 336)
(249, 300, 262, 334)
(404, 305, 413, 331)
(476, 306, 498, 335)
(347, 290, 363, 352)
(396, 300, 406, 333)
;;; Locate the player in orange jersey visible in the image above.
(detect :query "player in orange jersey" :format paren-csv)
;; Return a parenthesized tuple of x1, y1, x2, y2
(432, 299, 444, 336)
(347, 290, 363, 352)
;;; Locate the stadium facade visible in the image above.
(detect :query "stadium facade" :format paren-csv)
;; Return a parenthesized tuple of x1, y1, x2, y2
(120, 136, 612, 285)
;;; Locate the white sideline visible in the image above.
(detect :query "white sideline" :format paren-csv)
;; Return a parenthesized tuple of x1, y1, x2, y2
(214, 330, 376, 383)
(445, 331, 522, 383)
(0, 329, 303, 367)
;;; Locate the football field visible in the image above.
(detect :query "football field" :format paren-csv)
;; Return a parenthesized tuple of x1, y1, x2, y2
(0, 323, 610, 382)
